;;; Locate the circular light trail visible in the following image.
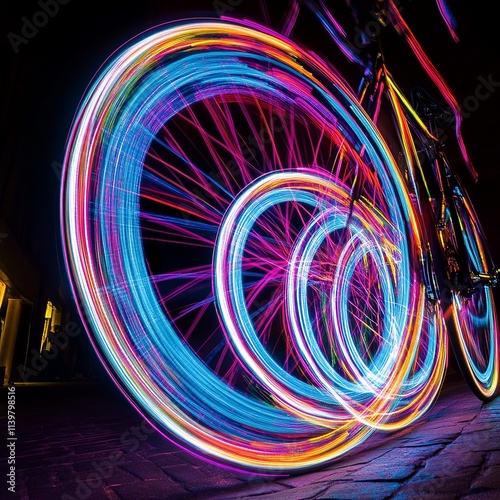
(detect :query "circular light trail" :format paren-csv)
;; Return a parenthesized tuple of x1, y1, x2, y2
(62, 18, 447, 471)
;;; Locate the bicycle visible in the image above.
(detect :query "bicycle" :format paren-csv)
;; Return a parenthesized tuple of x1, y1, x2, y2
(60, 0, 498, 473)
(343, 0, 499, 401)
(407, 85, 499, 401)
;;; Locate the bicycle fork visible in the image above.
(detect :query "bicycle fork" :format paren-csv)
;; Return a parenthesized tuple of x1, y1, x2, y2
(433, 153, 498, 297)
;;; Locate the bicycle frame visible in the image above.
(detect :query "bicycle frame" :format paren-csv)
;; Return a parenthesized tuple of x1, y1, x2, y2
(303, 0, 499, 398)
(303, 0, 498, 287)
(60, 1, 499, 472)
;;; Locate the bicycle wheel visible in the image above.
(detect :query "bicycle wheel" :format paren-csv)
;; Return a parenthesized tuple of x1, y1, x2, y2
(61, 18, 446, 471)
(440, 179, 499, 400)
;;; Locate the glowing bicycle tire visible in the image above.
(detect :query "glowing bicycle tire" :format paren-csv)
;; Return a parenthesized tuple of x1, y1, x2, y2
(443, 182, 499, 400)
(62, 18, 446, 472)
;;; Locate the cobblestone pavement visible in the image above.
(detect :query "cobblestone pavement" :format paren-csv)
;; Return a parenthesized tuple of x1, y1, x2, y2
(2, 369, 500, 500)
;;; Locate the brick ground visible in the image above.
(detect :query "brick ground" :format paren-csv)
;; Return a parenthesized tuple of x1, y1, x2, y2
(2, 369, 499, 499)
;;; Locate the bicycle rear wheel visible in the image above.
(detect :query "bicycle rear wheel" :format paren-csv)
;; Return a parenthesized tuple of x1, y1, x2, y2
(62, 18, 446, 471)
(441, 180, 499, 400)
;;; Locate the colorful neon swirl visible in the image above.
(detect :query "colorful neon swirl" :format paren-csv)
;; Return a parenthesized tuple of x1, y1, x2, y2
(439, 180, 499, 400)
(62, 18, 447, 471)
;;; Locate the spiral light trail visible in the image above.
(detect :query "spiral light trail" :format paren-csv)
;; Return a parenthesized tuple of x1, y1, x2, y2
(62, 18, 447, 471)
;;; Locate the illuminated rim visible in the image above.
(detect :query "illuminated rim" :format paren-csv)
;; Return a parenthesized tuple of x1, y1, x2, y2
(62, 18, 446, 470)
(215, 169, 444, 430)
(449, 194, 499, 399)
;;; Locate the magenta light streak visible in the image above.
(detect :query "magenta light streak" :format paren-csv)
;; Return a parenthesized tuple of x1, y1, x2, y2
(61, 16, 447, 472)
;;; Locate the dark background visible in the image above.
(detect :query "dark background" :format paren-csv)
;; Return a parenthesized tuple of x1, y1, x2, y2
(1, 0, 499, 379)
